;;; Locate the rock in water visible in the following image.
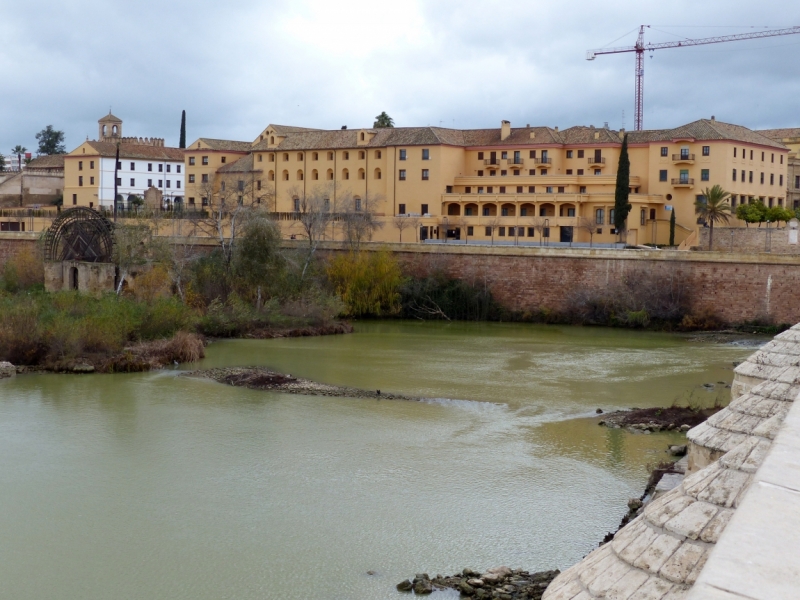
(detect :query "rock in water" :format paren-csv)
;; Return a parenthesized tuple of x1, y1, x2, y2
(0, 361, 15, 379)
(413, 579, 433, 594)
(396, 579, 412, 592)
(669, 444, 687, 456)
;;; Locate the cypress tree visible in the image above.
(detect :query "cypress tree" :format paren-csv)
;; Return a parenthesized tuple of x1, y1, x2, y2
(613, 133, 632, 238)
(669, 208, 676, 246)
(179, 110, 186, 149)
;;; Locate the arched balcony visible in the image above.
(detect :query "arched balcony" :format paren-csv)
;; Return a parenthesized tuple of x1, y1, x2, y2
(463, 203, 479, 216)
(500, 203, 516, 217)
(447, 203, 461, 216)
(539, 202, 555, 217)
(519, 203, 536, 217)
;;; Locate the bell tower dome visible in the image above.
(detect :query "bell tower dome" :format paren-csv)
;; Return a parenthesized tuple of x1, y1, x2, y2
(98, 111, 123, 141)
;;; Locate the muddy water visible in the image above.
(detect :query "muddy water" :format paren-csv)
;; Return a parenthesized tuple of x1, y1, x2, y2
(0, 322, 756, 600)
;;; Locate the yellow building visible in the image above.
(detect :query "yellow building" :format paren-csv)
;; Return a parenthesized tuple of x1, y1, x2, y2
(757, 128, 800, 210)
(188, 117, 789, 245)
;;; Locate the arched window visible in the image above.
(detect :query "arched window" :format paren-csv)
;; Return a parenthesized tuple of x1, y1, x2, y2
(282, 153, 289, 161)
(270, 136, 275, 144)
(102, 125, 108, 136)
(358, 151, 365, 159)
(312, 169, 319, 180)
(342, 169, 349, 180)
(268, 170, 275, 181)
(374, 168, 381, 180)
(358, 168, 365, 180)
(297, 170, 304, 181)
(447, 204, 461, 216)
(327, 152, 334, 160)
(327, 169, 334, 180)
(293, 196, 300, 212)
(360, 132, 365, 141)
(312, 152, 318, 161)
(297, 153, 304, 161)
(112, 125, 118, 135)
(354, 196, 362, 211)
(70, 266, 79, 290)
(282, 170, 289, 181)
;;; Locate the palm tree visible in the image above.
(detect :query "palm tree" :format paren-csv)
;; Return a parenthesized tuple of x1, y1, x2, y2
(11, 145, 27, 172)
(695, 184, 731, 251)
(373, 112, 394, 128)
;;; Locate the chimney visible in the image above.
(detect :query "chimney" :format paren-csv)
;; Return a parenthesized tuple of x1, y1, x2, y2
(341, 125, 347, 130)
(554, 126, 559, 132)
(711, 115, 716, 121)
(501, 120, 511, 141)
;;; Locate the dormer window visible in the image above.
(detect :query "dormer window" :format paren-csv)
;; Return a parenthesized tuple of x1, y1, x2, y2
(361, 132, 365, 141)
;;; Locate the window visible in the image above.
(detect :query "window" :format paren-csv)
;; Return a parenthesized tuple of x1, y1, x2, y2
(579, 186, 586, 193)
(485, 226, 492, 236)
(422, 149, 430, 160)
(761, 172, 765, 184)
(516, 186, 523, 193)
(541, 169, 548, 175)
(641, 208, 646, 226)
(558, 186, 565, 193)
(489, 171, 496, 177)
(258, 154, 263, 163)
(478, 152, 484, 160)
(202, 197, 209, 206)
(610, 208, 615, 223)
(90, 177, 94, 185)
(90, 161, 94, 169)
(375, 150, 382, 159)
(595, 208, 604, 224)
(283, 153, 289, 161)
(750, 150, 753, 160)
(238, 180, 244, 191)
(701, 169, 709, 182)
(467, 226, 474, 236)
(257, 180, 262, 190)
(78, 176, 83, 186)
(167, 164, 172, 173)
(577, 169, 584, 175)
(513, 170, 520, 176)
(566, 169, 573, 175)
(130, 178, 135, 186)
(189, 157, 196, 166)
(422, 169, 429, 180)
(501, 151, 508, 160)
(166, 180, 171, 188)
(398, 169, 406, 181)
(781, 155, 784, 164)
(399, 203, 406, 214)
(659, 170, 668, 182)
(770, 173, 774, 185)
(130, 162, 135, 170)
(201, 174, 208, 183)
(358, 151, 365, 160)
(355, 198, 362, 211)
(158, 164, 163, 172)
(567, 150, 573, 158)
(327, 152, 333, 160)
(202, 156, 208, 165)
(477, 170, 484, 176)
(478, 187, 484, 194)
(498, 227, 506, 237)
(499, 186, 506, 193)
(294, 198, 300, 212)
(78, 161, 83, 171)
(702, 146, 710, 156)
(176, 181, 181, 189)
(421, 204, 428, 214)
(499, 170, 506, 176)
(72, 194, 77, 205)
(732, 169, 737, 182)
(117, 178, 122, 186)
(734, 148, 737, 158)
(577, 150, 584, 159)
(311, 152, 317, 161)
(780, 175, 784, 186)
(148, 179, 153, 187)
(796, 176, 799, 189)
(299, 153, 305, 161)
(465, 186, 471, 193)
(487, 186, 493, 193)
(342, 169, 349, 180)
(116, 161, 122, 169)
(742, 170, 746, 182)
(660, 147, 668, 157)
(594, 169, 601, 175)
(546, 186, 553, 193)
(529, 169, 535, 175)
(189, 197, 195, 205)
(528, 186, 535, 193)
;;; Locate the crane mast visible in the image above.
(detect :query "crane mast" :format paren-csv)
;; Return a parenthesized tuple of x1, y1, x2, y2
(587, 25, 800, 130)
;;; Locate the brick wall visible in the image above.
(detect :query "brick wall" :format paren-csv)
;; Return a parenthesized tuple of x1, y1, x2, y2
(697, 226, 800, 254)
(0, 233, 38, 267)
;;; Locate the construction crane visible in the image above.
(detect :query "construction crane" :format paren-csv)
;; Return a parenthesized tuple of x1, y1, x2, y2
(587, 25, 800, 131)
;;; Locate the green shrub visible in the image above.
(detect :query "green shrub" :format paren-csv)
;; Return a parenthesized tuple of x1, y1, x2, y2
(327, 250, 403, 317)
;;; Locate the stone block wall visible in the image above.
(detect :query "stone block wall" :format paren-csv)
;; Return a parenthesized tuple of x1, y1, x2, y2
(697, 226, 800, 254)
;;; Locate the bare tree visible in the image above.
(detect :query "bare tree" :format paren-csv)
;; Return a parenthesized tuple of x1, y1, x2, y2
(576, 217, 596, 247)
(338, 192, 384, 251)
(392, 215, 413, 243)
(406, 215, 421, 242)
(289, 184, 335, 279)
(531, 216, 548, 246)
(485, 214, 501, 245)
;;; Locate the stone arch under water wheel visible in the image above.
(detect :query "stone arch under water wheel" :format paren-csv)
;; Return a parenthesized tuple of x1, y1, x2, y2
(43, 207, 117, 293)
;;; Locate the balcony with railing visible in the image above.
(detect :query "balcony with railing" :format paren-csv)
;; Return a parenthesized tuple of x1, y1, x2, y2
(483, 158, 502, 166)
(533, 158, 552, 166)
(587, 157, 606, 165)
(671, 177, 694, 187)
(672, 153, 695, 164)
(506, 158, 525, 166)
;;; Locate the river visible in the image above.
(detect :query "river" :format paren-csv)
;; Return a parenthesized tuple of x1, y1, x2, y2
(0, 322, 756, 600)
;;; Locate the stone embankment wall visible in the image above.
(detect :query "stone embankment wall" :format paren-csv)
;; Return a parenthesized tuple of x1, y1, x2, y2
(697, 226, 800, 255)
(543, 325, 800, 600)
(3, 234, 800, 324)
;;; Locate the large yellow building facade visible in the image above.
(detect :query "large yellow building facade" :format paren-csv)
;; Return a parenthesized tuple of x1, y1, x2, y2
(186, 117, 788, 246)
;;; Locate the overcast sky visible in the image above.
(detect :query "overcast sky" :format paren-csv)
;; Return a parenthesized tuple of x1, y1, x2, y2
(2, 0, 800, 153)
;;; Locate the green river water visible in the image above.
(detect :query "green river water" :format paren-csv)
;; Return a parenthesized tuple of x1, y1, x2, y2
(0, 322, 758, 600)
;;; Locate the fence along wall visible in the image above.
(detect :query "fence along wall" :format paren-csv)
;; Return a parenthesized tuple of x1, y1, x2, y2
(3, 233, 800, 325)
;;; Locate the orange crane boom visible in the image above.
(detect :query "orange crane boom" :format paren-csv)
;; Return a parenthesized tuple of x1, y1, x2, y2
(587, 25, 800, 131)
